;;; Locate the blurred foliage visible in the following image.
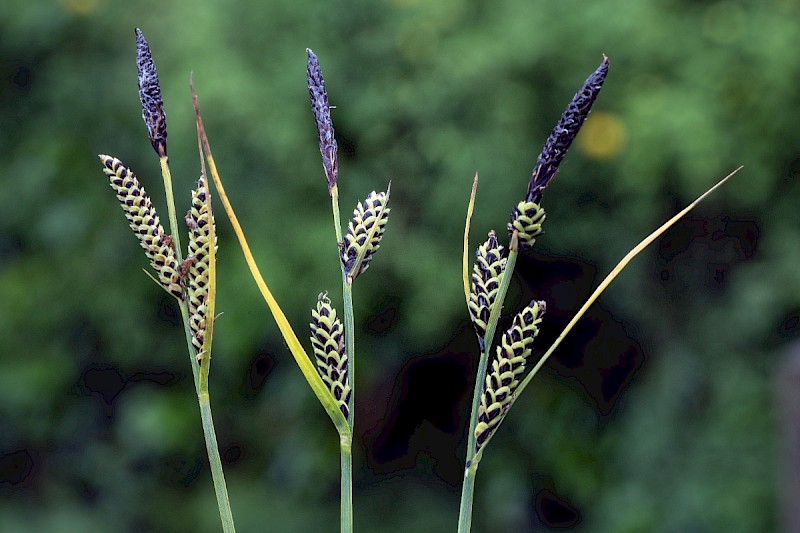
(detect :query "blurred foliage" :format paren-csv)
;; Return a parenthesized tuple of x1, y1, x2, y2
(1, 0, 798, 531)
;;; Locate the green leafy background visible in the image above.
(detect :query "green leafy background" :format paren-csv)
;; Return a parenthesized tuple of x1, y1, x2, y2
(2, 0, 797, 531)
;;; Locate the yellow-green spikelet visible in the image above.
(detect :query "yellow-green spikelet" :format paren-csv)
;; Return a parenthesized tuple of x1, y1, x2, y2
(187, 176, 215, 353)
(468, 230, 507, 351)
(475, 300, 545, 450)
(508, 201, 546, 250)
(310, 293, 350, 418)
(99, 155, 183, 299)
(340, 189, 390, 280)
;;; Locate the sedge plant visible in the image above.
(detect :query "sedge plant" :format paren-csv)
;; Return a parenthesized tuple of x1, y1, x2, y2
(188, 49, 389, 533)
(457, 56, 740, 532)
(307, 48, 391, 533)
(99, 30, 740, 533)
(98, 29, 234, 532)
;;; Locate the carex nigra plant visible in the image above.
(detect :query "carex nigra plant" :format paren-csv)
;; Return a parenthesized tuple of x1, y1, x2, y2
(457, 57, 740, 532)
(187, 49, 389, 533)
(99, 29, 234, 532)
(306, 47, 391, 533)
(101, 30, 739, 533)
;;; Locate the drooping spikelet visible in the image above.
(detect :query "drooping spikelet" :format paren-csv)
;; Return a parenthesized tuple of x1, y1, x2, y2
(508, 201, 546, 250)
(340, 187, 390, 281)
(468, 231, 507, 351)
(310, 293, 350, 418)
(99, 155, 183, 299)
(475, 300, 545, 451)
(135, 28, 167, 157)
(186, 175, 215, 354)
(307, 48, 338, 192)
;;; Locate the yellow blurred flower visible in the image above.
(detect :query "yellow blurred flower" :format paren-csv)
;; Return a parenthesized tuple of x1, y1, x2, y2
(578, 111, 626, 160)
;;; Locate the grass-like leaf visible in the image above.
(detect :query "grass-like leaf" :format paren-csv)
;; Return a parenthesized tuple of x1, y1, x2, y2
(190, 76, 351, 438)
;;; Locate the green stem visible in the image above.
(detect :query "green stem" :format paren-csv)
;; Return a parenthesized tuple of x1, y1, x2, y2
(159, 156, 185, 261)
(343, 280, 355, 427)
(331, 186, 355, 427)
(176, 303, 199, 389)
(340, 436, 354, 533)
(465, 247, 519, 459)
(460, 238, 519, 533)
(457, 460, 479, 533)
(159, 155, 234, 531)
(331, 185, 356, 531)
(159, 156, 201, 388)
(199, 393, 236, 533)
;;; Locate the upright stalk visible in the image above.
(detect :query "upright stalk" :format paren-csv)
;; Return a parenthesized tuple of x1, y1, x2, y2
(158, 156, 201, 387)
(340, 436, 354, 533)
(331, 184, 355, 533)
(330, 186, 355, 425)
(309, 50, 389, 533)
(457, 461, 479, 533)
(199, 393, 236, 533)
(178, 301, 200, 389)
(460, 236, 519, 533)
(158, 155, 235, 532)
(159, 156, 184, 257)
(465, 243, 519, 459)
(342, 280, 355, 426)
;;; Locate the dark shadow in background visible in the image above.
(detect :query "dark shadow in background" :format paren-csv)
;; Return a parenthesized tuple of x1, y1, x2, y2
(362, 250, 646, 528)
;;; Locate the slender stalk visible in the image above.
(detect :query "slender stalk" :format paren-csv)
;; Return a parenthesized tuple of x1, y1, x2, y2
(158, 156, 185, 259)
(457, 461, 479, 533)
(199, 393, 236, 533)
(343, 280, 355, 427)
(158, 154, 234, 531)
(465, 242, 519, 459)
(330, 185, 355, 427)
(340, 437, 354, 533)
(178, 304, 200, 388)
(460, 235, 519, 533)
(158, 156, 201, 387)
(332, 184, 356, 532)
